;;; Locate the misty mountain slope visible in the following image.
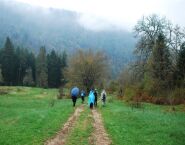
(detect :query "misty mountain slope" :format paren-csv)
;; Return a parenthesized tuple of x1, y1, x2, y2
(0, 0, 136, 75)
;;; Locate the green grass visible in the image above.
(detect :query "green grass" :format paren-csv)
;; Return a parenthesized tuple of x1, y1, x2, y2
(0, 86, 75, 145)
(1, 86, 185, 145)
(65, 106, 93, 145)
(99, 97, 185, 145)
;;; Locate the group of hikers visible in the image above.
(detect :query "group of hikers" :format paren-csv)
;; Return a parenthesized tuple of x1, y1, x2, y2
(70, 87, 107, 109)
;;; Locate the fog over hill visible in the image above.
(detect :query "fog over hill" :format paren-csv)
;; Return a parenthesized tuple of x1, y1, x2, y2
(0, 0, 136, 76)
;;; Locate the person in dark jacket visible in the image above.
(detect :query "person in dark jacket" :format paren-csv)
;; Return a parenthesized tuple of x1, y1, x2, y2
(94, 89, 98, 107)
(80, 90, 86, 103)
(71, 87, 79, 107)
(101, 89, 107, 106)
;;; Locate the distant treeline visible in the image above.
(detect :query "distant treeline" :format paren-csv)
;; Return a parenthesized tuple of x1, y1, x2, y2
(0, 37, 67, 88)
(0, 1, 135, 77)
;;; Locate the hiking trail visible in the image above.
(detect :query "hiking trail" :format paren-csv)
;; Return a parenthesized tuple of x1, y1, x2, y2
(45, 105, 84, 145)
(89, 109, 112, 145)
(45, 104, 111, 145)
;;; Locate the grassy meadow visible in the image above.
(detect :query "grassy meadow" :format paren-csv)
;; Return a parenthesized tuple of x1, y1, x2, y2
(0, 86, 74, 145)
(99, 96, 185, 145)
(0, 86, 185, 145)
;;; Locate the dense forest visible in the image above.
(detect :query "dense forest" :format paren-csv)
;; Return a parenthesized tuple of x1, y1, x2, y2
(0, 37, 67, 88)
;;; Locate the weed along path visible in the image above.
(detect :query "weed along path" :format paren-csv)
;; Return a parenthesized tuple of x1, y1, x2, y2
(45, 105, 85, 145)
(90, 109, 112, 145)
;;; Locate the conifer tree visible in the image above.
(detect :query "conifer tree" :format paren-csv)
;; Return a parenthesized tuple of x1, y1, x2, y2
(36, 46, 48, 88)
(47, 50, 61, 88)
(0, 67, 4, 85)
(149, 33, 172, 90)
(176, 42, 185, 87)
(27, 52, 36, 82)
(60, 51, 67, 86)
(1, 37, 17, 85)
(23, 68, 34, 86)
(16, 47, 29, 85)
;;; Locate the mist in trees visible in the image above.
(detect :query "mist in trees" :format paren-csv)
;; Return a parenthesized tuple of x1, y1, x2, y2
(0, 1, 135, 76)
(0, 13, 184, 105)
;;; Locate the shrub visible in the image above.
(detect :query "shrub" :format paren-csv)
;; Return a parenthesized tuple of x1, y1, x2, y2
(124, 86, 137, 102)
(0, 88, 10, 95)
(57, 87, 64, 99)
(108, 80, 119, 94)
(117, 87, 124, 99)
(107, 95, 114, 103)
(169, 88, 185, 104)
(58, 87, 71, 99)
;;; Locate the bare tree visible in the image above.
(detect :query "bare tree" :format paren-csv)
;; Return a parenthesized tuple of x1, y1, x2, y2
(66, 49, 109, 92)
(133, 14, 185, 79)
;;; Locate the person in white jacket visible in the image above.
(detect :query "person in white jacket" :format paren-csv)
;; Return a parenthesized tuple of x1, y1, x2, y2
(101, 89, 106, 106)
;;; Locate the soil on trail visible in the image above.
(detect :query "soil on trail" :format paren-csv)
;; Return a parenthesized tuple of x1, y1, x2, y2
(45, 105, 84, 145)
(89, 109, 112, 145)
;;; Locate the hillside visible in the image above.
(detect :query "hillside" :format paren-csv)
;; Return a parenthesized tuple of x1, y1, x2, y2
(0, 0, 136, 76)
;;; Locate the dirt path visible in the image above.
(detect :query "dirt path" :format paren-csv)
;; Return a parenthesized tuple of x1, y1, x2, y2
(45, 105, 84, 145)
(89, 109, 112, 145)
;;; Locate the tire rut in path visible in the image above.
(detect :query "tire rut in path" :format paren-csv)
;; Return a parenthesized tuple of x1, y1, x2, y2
(89, 109, 112, 145)
(45, 105, 84, 145)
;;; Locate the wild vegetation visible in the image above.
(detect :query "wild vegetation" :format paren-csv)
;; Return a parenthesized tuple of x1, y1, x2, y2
(115, 15, 185, 105)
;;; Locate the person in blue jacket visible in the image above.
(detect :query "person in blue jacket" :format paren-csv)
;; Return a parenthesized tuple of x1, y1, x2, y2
(71, 87, 79, 107)
(88, 90, 95, 109)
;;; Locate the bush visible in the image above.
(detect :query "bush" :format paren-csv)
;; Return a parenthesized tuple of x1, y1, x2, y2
(143, 73, 156, 95)
(123, 86, 143, 109)
(57, 87, 70, 99)
(169, 88, 185, 104)
(108, 80, 119, 94)
(123, 83, 185, 105)
(0, 88, 10, 95)
(124, 86, 137, 102)
(57, 87, 64, 99)
(107, 95, 114, 103)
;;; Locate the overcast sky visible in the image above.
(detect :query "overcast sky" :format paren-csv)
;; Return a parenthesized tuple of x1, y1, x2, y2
(14, 0, 185, 31)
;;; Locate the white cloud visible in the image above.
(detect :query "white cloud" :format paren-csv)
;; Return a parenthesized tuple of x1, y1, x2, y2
(14, 0, 185, 30)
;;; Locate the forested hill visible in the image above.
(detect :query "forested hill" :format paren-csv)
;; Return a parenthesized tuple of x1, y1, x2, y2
(0, 0, 136, 76)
